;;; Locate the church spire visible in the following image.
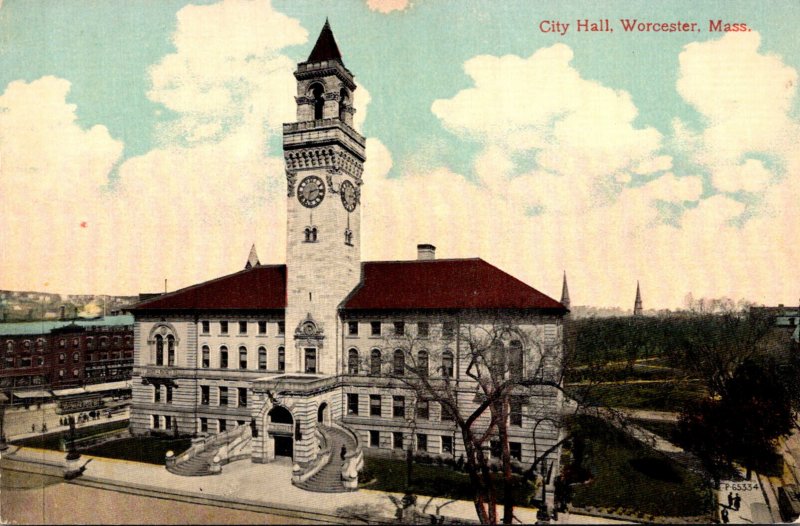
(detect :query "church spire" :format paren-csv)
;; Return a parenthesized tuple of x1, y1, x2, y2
(560, 271, 571, 310)
(306, 19, 343, 64)
(634, 281, 643, 316)
(245, 244, 260, 270)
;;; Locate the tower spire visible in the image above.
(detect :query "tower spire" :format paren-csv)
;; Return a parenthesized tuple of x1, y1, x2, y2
(634, 281, 643, 316)
(306, 19, 343, 64)
(560, 271, 570, 311)
(245, 244, 260, 270)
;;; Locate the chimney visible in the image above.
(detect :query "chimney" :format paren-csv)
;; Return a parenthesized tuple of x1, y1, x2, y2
(417, 244, 436, 260)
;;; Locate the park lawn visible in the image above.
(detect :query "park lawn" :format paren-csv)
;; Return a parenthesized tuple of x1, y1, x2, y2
(630, 419, 678, 441)
(570, 416, 712, 518)
(11, 420, 129, 451)
(360, 456, 535, 505)
(569, 381, 707, 412)
(83, 436, 192, 465)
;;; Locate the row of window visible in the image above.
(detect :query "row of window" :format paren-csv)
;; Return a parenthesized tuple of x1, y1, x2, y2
(5, 335, 129, 353)
(199, 385, 249, 407)
(1, 352, 130, 369)
(365, 431, 522, 460)
(347, 393, 525, 425)
(200, 320, 284, 336)
(347, 348, 454, 377)
(346, 321, 454, 339)
(200, 345, 285, 371)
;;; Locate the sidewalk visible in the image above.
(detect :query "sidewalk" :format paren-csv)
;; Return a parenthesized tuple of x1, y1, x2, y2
(716, 467, 774, 524)
(1, 445, 546, 524)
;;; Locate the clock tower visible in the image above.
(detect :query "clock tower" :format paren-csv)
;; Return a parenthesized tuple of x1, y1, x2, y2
(283, 20, 365, 376)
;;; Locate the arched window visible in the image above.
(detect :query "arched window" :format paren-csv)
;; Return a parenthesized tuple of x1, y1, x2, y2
(509, 340, 523, 380)
(490, 341, 505, 375)
(339, 88, 348, 120)
(344, 229, 353, 245)
(370, 349, 382, 376)
(393, 349, 405, 376)
(258, 346, 267, 370)
(417, 350, 429, 378)
(23, 340, 31, 349)
(348, 348, 359, 375)
(6, 341, 13, 353)
(201, 345, 210, 368)
(311, 227, 318, 242)
(311, 84, 324, 120)
(36, 338, 45, 351)
(86, 337, 94, 350)
(220, 346, 229, 368)
(239, 346, 248, 369)
(59, 339, 66, 349)
(155, 335, 164, 366)
(100, 337, 109, 348)
(278, 346, 285, 372)
(167, 335, 175, 366)
(441, 350, 454, 378)
(72, 352, 80, 363)
(304, 227, 312, 242)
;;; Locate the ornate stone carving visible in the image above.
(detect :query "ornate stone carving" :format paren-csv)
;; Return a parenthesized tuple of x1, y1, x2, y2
(286, 170, 297, 197)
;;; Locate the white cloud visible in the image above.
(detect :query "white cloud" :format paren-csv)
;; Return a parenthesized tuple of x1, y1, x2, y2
(711, 159, 774, 193)
(366, 0, 412, 14)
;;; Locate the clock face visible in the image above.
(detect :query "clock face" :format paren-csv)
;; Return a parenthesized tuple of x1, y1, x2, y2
(340, 180, 357, 212)
(297, 176, 325, 208)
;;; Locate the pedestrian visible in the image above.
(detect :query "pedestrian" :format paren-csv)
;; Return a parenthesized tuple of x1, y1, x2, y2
(734, 493, 741, 511)
(340, 444, 347, 460)
(41, 422, 47, 433)
(721, 508, 729, 524)
(31, 423, 36, 433)
(727, 491, 733, 508)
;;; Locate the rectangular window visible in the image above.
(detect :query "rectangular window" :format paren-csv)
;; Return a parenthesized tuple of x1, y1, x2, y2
(152, 415, 160, 429)
(370, 394, 382, 417)
(417, 434, 427, 452)
(239, 347, 247, 369)
(510, 442, 522, 461)
(510, 398, 523, 427)
(278, 347, 285, 372)
(219, 419, 226, 432)
(201, 386, 210, 405)
(394, 321, 405, 336)
(416, 399, 429, 420)
(277, 321, 285, 335)
(166, 385, 173, 404)
(393, 432, 404, 450)
(219, 386, 228, 406)
(154, 385, 161, 403)
(417, 322, 429, 338)
(442, 321, 455, 339)
(441, 403, 454, 422)
(239, 321, 247, 334)
(238, 388, 247, 407)
(258, 321, 267, 334)
(393, 396, 405, 418)
(347, 393, 359, 415)
(165, 415, 172, 429)
(258, 347, 267, 370)
(370, 321, 381, 336)
(201, 321, 210, 334)
(490, 440, 501, 459)
(200, 417, 208, 433)
(370, 430, 380, 447)
(305, 348, 316, 374)
(347, 321, 358, 336)
(220, 321, 228, 334)
(442, 435, 453, 454)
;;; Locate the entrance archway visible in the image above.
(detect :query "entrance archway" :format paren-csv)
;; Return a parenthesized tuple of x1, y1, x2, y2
(268, 406, 294, 459)
(317, 402, 329, 425)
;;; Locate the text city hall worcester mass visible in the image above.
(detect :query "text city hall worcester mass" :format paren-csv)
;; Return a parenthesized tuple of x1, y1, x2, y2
(540, 19, 750, 35)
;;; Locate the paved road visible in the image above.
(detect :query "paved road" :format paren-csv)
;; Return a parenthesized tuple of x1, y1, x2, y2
(0, 467, 313, 525)
(4, 400, 129, 439)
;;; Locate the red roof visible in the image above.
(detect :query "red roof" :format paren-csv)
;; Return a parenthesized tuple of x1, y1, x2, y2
(131, 265, 286, 311)
(343, 259, 566, 312)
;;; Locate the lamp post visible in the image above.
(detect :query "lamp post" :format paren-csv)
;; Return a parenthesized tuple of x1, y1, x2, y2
(536, 459, 552, 523)
(0, 394, 8, 451)
(66, 415, 80, 461)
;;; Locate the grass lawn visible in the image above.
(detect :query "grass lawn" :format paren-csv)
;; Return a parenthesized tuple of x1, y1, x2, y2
(569, 416, 712, 517)
(11, 420, 129, 451)
(630, 419, 678, 441)
(360, 456, 535, 505)
(569, 381, 707, 412)
(83, 436, 192, 465)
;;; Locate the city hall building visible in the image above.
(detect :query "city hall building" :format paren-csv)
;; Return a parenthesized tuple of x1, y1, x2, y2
(130, 22, 567, 490)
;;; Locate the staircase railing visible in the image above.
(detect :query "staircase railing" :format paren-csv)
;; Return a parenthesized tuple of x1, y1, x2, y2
(166, 423, 250, 473)
(292, 426, 331, 484)
(332, 421, 363, 490)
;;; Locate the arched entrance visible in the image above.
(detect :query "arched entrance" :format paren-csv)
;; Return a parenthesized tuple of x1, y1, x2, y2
(268, 406, 294, 459)
(317, 402, 329, 425)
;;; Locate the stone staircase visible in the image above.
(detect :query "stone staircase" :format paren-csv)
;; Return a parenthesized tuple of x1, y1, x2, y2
(167, 448, 218, 476)
(295, 425, 358, 493)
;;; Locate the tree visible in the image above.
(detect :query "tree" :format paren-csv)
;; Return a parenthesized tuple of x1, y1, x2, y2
(370, 318, 567, 525)
(675, 359, 793, 484)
